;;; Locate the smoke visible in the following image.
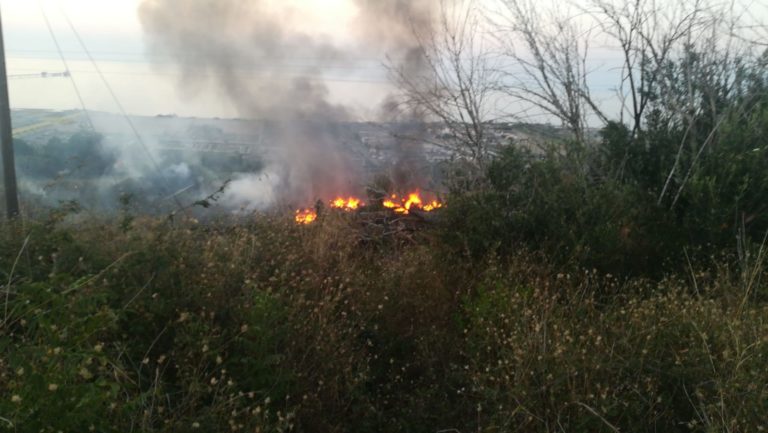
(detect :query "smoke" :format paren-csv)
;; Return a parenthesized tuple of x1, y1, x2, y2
(219, 172, 279, 212)
(350, 0, 440, 192)
(352, 0, 435, 86)
(138, 0, 348, 120)
(138, 0, 442, 208)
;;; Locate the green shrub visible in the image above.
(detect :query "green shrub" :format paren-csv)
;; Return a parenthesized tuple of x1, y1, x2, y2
(464, 272, 768, 432)
(1, 214, 766, 432)
(441, 145, 679, 276)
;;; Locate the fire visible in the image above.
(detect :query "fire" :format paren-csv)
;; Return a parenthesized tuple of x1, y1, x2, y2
(423, 201, 443, 212)
(382, 192, 443, 215)
(295, 208, 317, 225)
(295, 192, 443, 224)
(331, 197, 363, 211)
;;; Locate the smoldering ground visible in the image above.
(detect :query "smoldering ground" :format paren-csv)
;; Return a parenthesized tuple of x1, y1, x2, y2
(12, 111, 266, 214)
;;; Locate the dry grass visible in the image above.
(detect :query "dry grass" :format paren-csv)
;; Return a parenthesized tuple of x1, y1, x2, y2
(0, 212, 766, 432)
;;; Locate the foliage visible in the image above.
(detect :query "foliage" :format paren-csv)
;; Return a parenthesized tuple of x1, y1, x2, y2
(441, 44, 768, 277)
(1, 212, 766, 432)
(441, 144, 678, 275)
(2, 19, 767, 433)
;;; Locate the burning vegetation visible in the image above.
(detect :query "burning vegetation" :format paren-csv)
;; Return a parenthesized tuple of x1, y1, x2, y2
(331, 197, 363, 211)
(382, 192, 443, 214)
(294, 208, 318, 225)
(294, 191, 444, 225)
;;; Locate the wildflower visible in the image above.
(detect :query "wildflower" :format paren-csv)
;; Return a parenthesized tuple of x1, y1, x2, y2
(11, 395, 22, 403)
(48, 383, 59, 391)
(79, 367, 94, 380)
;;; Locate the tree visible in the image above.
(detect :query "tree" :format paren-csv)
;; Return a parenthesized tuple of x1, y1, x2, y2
(390, 0, 502, 172)
(494, 0, 608, 143)
(588, 0, 704, 138)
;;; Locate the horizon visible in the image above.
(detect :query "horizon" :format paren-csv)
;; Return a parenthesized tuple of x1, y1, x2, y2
(0, 0, 638, 123)
(3, 0, 766, 122)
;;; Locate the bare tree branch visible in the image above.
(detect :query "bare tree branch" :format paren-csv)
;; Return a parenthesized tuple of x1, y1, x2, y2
(389, 0, 503, 173)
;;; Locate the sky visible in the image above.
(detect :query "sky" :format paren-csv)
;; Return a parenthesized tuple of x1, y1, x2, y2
(1, 0, 765, 121)
(1, 0, 623, 122)
(1, 0, 392, 118)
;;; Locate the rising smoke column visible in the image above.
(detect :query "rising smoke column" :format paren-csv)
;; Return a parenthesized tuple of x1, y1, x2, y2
(138, 0, 349, 120)
(352, 0, 440, 192)
(139, 0, 360, 205)
(352, 0, 435, 76)
(138, 0, 443, 206)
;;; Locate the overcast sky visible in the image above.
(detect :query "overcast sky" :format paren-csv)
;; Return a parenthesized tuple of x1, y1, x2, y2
(1, 0, 765, 121)
(1, 0, 393, 118)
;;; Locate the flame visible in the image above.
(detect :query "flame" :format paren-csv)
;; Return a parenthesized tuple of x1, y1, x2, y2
(382, 192, 443, 215)
(295, 192, 443, 224)
(330, 196, 363, 211)
(295, 209, 317, 225)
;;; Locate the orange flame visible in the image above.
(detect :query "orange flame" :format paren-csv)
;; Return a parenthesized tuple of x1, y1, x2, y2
(382, 192, 443, 215)
(423, 201, 443, 211)
(295, 192, 443, 224)
(330, 196, 363, 211)
(295, 209, 317, 225)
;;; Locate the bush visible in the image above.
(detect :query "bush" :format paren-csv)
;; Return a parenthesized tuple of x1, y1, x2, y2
(1, 211, 766, 432)
(464, 270, 768, 432)
(441, 145, 679, 276)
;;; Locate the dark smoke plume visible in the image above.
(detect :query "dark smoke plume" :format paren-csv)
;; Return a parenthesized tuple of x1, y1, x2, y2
(351, 0, 441, 192)
(138, 0, 441, 207)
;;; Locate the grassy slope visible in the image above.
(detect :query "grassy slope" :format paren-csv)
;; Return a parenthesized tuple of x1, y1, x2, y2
(1, 212, 766, 433)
